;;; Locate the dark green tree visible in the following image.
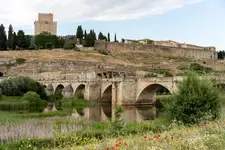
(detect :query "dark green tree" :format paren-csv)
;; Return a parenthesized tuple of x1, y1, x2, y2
(0, 24, 7, 50)
(35, 32, 60, 49)
(114, 33, 117, 42)
(85, 34, 95, 47)
(121, 38, 125, 43)
(17, 30, 26, 49)
(107, 33, 110, 42)
(12, 32, 17, 50)
(25, 35, 32, 49)
(91, 29, 97, 40)
(84, 30, 87, 40)
(58, 36, 65, 48)
(218, 50, 225, 59)
(98, 32, 105, 40)
(7, 24, 13, 50)
(76, 25, 83, 44)
(103, 36, 107, 41)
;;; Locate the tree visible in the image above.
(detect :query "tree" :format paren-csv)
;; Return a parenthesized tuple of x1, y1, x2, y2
(218, 50, 225, 59)
(35, 32, 60, 49)
(76, 25, 83, 44)
(107, 33, 110, 42)
(17, 30, 26, 49)
(0, 24, 7, 50)
(85, 34, 95, 47)
(0, 76, 47, 99)
(98, 32, 105, 40)
(89, 30, 96, 46)
(25, 35, 32, 49)
(12, 32, 17, 50)
(92, 29, 97, 40)
(121, 38, 125, 43)
(167, 72, 221, 124)
(114, 33, 117, 42)
(58, 36, 65, 48)
(84, 30, 87, 40)
(7, 24, 13, 50)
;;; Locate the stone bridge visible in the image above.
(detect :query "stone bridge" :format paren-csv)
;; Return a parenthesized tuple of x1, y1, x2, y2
(1, 73, 225, 105)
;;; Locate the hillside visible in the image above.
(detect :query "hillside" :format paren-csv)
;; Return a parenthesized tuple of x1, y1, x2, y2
(0, 49, 224, 77)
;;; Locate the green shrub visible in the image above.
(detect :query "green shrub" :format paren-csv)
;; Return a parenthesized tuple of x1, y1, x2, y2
(177, 64, 189, 70)
(144, 73, 157, 78)
(16, 58, 26, 64)
(45, 43, 54, 49)
(28, 46, 35, 50)
(110, 105, 125, 136)
(0, 88, 2, 99)
(190, 63, 213, 75)
(98, 50, 109, 55)
(21, 91, 47, 112)
(167, 72, 221, 125)
(0, 76, 47, 99)
(149, 69, 173, 77)
(64, 43, 75, 50)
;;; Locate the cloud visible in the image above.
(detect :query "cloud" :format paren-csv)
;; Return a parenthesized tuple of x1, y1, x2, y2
(0, 0, 201, 28)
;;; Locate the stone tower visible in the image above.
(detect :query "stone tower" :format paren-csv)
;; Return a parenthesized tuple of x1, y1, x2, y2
(34, 13, 57, 35)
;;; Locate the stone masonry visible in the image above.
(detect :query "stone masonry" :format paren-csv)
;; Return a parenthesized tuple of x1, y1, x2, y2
(34, 13, 57, 35)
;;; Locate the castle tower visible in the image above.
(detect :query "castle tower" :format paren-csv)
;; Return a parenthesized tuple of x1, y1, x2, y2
(34, 13, 57, 35)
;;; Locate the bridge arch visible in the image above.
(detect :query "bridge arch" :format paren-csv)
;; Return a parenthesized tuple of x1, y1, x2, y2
(63, 84, 74, 98)
(45, 84, 54, 96)
(102, 84, 112, 103)
(54, 84, 64, 95)
(0, 72, 3, 77)
(74, 84, 85, 99)
(137, 83, 171, 103)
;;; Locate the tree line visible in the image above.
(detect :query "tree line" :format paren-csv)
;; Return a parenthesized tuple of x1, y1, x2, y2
(76, 25, 118, 46)
(0, 23, 119, 50)
(0, 24, 32, 50)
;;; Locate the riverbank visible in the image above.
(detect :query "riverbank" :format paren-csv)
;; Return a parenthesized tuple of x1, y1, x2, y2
(72, 120, 225, 150)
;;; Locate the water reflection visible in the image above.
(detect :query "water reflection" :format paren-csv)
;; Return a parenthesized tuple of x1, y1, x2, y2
(71, 104, 156, 123)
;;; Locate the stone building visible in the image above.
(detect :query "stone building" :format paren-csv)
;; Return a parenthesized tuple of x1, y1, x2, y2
(34, 13, 57, 35)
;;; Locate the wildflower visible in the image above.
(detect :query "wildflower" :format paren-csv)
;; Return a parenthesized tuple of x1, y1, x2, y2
(144, 136, 147, 139)
(116, 142, 121, 147)
(124, 142, 128, 146)
(158, 133, 161, 138)
(105, 148, 109, 150)
(164, 136, 168, 140)
(153, 135, 157, 138)
(112, 147, 116, 150)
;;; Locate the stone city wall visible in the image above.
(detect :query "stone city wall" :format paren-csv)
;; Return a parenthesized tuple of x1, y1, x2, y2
(94, 41, 216, 60)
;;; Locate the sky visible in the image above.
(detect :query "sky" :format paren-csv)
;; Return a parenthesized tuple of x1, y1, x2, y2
(0, 0, 224, 50)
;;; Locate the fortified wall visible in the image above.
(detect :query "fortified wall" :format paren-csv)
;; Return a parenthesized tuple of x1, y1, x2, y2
(94, 41, 217, 60)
